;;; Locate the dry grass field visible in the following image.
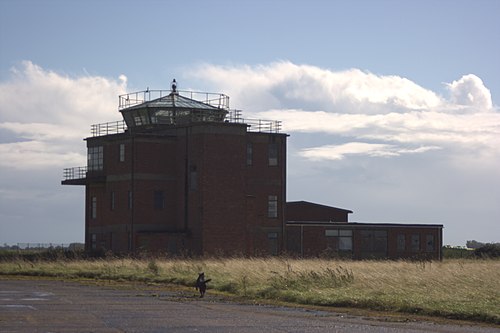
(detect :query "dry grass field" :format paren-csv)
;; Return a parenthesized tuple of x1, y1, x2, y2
(1, 257, 498, 324)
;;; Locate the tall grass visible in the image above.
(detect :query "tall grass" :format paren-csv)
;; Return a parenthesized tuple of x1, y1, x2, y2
(1, 257, 498, 324)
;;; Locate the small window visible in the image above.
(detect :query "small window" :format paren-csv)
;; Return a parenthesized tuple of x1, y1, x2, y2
(268, 143, 278, 166)
(397, 234, 405, 252)
(189, 165, 197, 191)
(411, 234, 420, 252)
(339, 236, 352, 251)
(246, 143, 253, 166)
(91, 234, 97, 250)
(426, 234, 434, 252)
(128, 191, 133, 210)
(119, 144, 125, 162)
(154, 190, 164, 210)
(325, 230, 339, 237)
(91, 196, 97, 219)
(268, 195, 278, 218)
(267, 232, 278, 239)
(339, 229, 352, 236)
(110, 192, 115, 211)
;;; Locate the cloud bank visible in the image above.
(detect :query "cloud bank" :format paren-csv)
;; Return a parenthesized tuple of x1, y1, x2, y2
(189, 61, 499, 163)
(0, 61, 127, 169)
(0, 61, 498, 245)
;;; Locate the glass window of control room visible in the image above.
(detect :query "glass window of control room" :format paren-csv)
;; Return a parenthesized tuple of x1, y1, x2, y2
(88, 146, 103, 171)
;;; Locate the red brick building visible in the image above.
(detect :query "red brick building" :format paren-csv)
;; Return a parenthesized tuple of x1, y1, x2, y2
(285, 201, 443, 260)
(62, 84, 443, 259)
(62, 85, 286, 256)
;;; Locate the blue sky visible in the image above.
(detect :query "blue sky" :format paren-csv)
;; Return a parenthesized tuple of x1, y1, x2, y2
(0, 0, 499, 246)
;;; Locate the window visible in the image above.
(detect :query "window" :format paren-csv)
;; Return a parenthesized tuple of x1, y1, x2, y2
(268, 143, 278, 166)
(397, 234, 406, 252)
(246, 143, 253, 166)
(339, 230, 353, 251)
(268, 232, 278, 256)
(325, 230, 339, 237)
(119, 144, 125, 162)
(189, 165, 197, 191)
(88, 146, 103, 171)
(128, 191, 133, 210)
(426, 234, 434, 252)
(268, 195, 278, 218)
(91, 196, 97, 219)
(110, 192, 115, 211)
(325, 229, 353, 251)
(154, 191, 164, 210)
(91, 234, 97, 250)
(411, 234, 420, 252)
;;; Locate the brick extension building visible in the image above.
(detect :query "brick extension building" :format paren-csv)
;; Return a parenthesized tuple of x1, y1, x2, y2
(285, 201, 443, 260)
(62, 83, 443, 259)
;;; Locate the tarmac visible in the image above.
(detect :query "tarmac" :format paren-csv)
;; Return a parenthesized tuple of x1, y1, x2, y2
(0, 278, 498, 333)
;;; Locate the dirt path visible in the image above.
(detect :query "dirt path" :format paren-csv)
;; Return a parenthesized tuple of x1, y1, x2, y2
(0, 279, 498, 333)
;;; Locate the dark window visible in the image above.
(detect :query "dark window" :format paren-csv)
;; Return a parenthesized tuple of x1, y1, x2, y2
(128, 191, 133, 210)
(339, 230, 353, 251)
(91, 234, 97, 250)
(397, 234, 405, 251)
(325, 229, 353, 253)
(268, 195, 278, 218)
(189, 165, 197, 191)
(91, 196, 97, 219)
(110, 192, 115, 211)
(268, 143, 278, 166)
(426, 234, 434, 252)
(154, 191, 164, 210)
(411, 234, 420, 252)
(268, 232, 278, 256)
(88, 146, 103, 171)
(246, 143, 253, 166)
(119, 144, 125, 162)
(360, 230, 388, 259)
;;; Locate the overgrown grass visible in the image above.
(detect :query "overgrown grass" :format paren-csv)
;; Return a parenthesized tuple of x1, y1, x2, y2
(0, 257, 498, 324)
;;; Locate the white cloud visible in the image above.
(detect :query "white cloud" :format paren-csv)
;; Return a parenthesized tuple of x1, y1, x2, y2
(189, 61, 500, 164)
(299, 142, 442, 161)
(446, 74, 493, 111)
(0, 61, 127, 169)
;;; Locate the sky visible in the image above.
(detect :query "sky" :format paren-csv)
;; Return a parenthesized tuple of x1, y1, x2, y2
(0, 0, 499, 246)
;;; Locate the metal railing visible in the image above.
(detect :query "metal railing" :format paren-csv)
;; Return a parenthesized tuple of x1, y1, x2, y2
(226, 110, 282, 133)
(118, 89, 230, 110)
(63, 166, 87, 181)
(89, 111, 281, 137)
(91, 120, 127, 137)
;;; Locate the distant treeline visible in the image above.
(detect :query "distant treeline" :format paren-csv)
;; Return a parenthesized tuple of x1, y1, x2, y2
(466, 240, 500, 249)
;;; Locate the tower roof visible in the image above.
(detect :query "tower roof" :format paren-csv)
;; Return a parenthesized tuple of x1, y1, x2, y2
(118, 89, 229, 128)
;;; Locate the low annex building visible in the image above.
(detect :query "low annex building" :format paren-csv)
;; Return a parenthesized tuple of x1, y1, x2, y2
(62, 82, 443, 259)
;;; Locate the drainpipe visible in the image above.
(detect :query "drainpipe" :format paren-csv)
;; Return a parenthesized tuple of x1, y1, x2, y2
(130, 131, 135, 252)
(300, 225, 304, 257)
(184, 126, 189, 231)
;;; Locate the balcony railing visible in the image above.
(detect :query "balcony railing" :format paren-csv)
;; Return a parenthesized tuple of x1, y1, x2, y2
(89, 110, 281, 137)
(63, 166, 87, 181)
(118, 89, 230, 110)
(91, 120, 127, 137)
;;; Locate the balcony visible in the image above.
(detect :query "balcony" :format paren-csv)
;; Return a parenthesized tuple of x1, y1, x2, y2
(89, 109, 281, 138)
(61, 166, 105, 185)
